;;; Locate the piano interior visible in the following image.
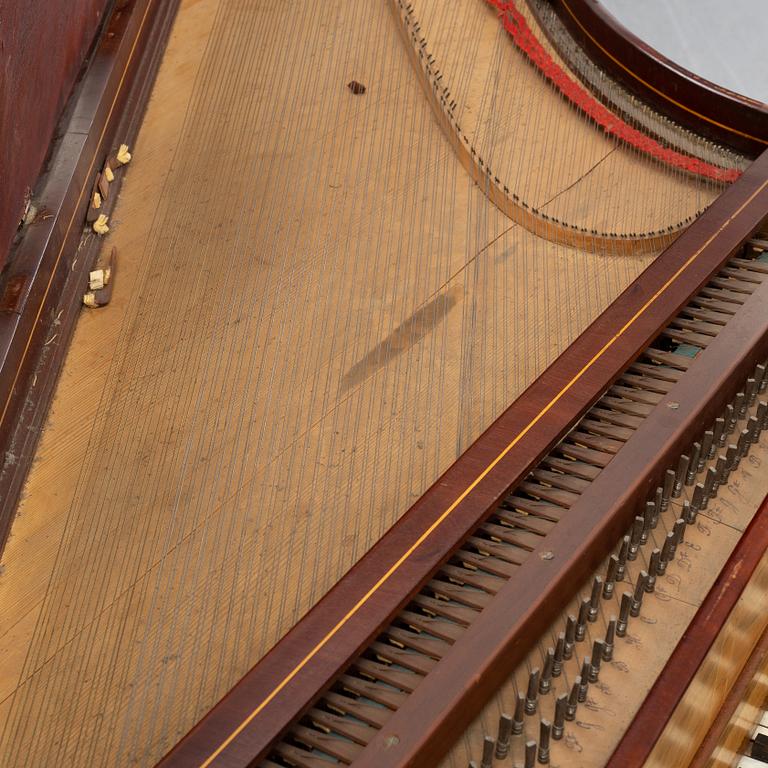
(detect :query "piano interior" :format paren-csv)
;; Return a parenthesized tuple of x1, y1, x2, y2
(0, 1, 767, 767)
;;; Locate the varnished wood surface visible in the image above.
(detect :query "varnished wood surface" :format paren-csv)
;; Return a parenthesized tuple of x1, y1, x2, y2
(0, 1, 750, 765)
(0, 0, 180, 553)
(551, 0, 768, 155)
(0, 0, 108, 269)
(441, 429, 768, 768)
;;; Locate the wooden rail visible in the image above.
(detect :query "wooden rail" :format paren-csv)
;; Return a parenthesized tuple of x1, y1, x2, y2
(0, 0, 180, 553)
(159, 151, 768, 768)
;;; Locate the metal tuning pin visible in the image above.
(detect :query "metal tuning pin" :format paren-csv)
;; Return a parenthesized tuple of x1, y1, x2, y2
(748, 414, 760, 444)
(674, 454, 689, 497)
(524, 740, 536, 768)
(756, 363, 767, 394)
(725, 403, 737, 435)
(701, 467, 716, 509)
(538, 720, 551, 764)
(604, 617, 616, 661)
(714, 417, 726, 449)
(553, 633, 565, 677)
(759, 400, 768, 430)
(628, 516, 644, 560)
(589, 639, 604, 682)
(469, 762, 478, 768)
(603, 554, 619, 598)
(512, 692, 525, 735)
(646, 548, 661, 592)
(630, 571, 648, 617)
(682, 500, 696, 526)
(576, 599, 590, 642)
(617, 591, 632, 636)
(699, 430, 714, 469)
(642, 503, 654, 543)
(481, 735, 495, 768)
(737, 428, 750, 459)
(553, 694, 567, 740)
(686, 442, 701, 485)
(616, 536, 630, 580)
(577, 663, 590, 702)
(525, 668, 540, 715)
(659, 530, 675, 573)
(662, 469, 675, 511)
(713, 455, 726, 492)
(652, 488, 663, 529)
(746, 377, 758, 406)
(691, 482, 705, 514)
(539, 648, 554, 694)
(496, 714, 513, 759)
(726, 443, 739, 476)
(564, 615, 576, 659)
(735, 391, 747, 420)
(673, 518, 686, 548)
(566, 678, 579, 720)
(588, 577, 602, 622)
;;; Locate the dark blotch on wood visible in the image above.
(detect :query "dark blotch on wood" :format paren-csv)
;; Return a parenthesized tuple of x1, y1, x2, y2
(347, 80, 366, 95)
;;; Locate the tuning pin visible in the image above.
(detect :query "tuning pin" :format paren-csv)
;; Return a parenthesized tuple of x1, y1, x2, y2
(496, 714, 513, 759)
(686, 442, 701, 484)
(588, 577, 602, 621)
(659, 530, 675, 573)
(652, 488, 663, 529)
(691, 482, 705, 513)
(524, 740, 536, 768)
(577, 664, 590, 702)
(725, 404, 737, 435)
(553, 633, 565, 677)
(630, 571, 648, 617)
(512, 692, 525, 735)
(713, 417, 726, 449)
(525, 668, 540, 715)
(756, 363, 767, 394)
(603, 554, 619, 598)
(682, 500, 696, 525)
(735, 391, 747, 420)
(642, 502, 654, 543)
(480, 735, 495, 768)
(604, 617, 616, 661)
(616, 536, 630, 580)
(746, 377, 758, 406)
(617, 591, 632, 636)
(735, 428, 747, 461)
(589, 640, 604, 682)
(553, 695, 567, 740)
(713, 455, 726, 492)
(576, 599, 590, 641)
(564, 615, 576, 659)
(748, 415, 760, 444)
(540, 648, 555, 694)
(700, 430, 714, 468)
(628, 516, 644, 560)
(646, 548, 661, 592)
(758, 401, 768, 430)
(566, 678, 580, 720)
(674, 455, 689, 497)
(662, 470, 675, 511)
(702, 467, 716, 508)
(538, 720, 551, 764)
(673, 518, 686, 548)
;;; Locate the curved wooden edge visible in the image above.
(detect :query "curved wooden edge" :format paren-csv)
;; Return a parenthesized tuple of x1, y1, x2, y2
(0, 0, 180, 556)
(392, 0, 683, 256)
(157, 151, 768, 768)
(606, 492, 768, 767)
(548, 0, 768, 156)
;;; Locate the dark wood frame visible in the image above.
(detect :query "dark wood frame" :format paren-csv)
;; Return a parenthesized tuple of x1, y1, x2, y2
(159, 152, 768, 767)
(607, 493, 768, 767)
(547, 0, 768, 156)
(0, 0, 180, 554)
